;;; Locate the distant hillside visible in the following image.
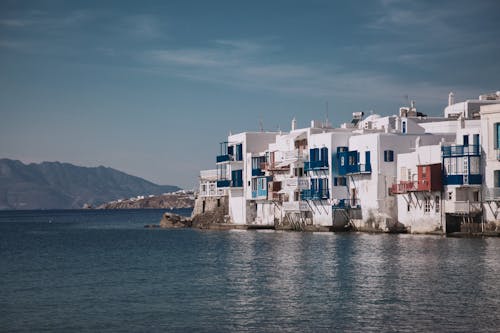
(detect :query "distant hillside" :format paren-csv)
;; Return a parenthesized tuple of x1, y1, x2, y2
(0, 159, 181, 209)
(97, 192, 195, 210)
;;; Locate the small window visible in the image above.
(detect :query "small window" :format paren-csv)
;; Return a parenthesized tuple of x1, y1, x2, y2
(384, 150, 394, 162)
(448, 191, 453, 200)
(334, 177, 346, 186)
(424, 199, 431, 213)
(495, 123, 500, 149)
(422, 166, 427, 178)
(340, 156, 345, 166)
(402, 121, 407, 134)
(407, 203, 411, 212)
(435, 196, 440, 213)
(495, 170, 500, 188)
(217, 198, 221, 207)
(294, 191, 299, 201)
(463, 135, 469, 146)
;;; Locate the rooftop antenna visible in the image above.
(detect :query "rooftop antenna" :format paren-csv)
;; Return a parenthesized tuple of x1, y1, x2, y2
(404, 94, 410, 107)
(259, 119, 264, 132)
(325, 101, 330, 127)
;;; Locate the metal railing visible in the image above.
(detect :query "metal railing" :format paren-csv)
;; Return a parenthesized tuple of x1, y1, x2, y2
(445, 201, 482, 215)
(441, 144, 480, 157)
(300, 189, 330, 200)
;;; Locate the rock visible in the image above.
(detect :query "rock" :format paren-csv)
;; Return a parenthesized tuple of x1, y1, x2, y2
(159, 212, 192, 228)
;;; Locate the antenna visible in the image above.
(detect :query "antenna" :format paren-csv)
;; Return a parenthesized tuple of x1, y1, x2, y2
(325, 101, 330, 127)
(404, 94, 410, 107)
(259, 119, 264, 132)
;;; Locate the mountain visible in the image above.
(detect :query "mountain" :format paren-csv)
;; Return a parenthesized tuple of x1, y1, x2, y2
(0, 159, 181, 209)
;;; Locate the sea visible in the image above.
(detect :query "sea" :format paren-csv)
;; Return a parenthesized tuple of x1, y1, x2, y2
(1, 209, 499, 332)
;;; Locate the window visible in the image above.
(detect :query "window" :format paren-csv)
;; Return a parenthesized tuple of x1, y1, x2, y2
(435, 196, 440, 213)
(340, 156, 345, 166)
(402, 121, 407, 134)
(294, 191, 299, 201)
(235, 144, 243, 161)
(422, 166, 427, 178)
(384, 150, 394, 162)
(495, 123, 500, 149)
(407, 203, 411, 212)
(258, 178, 266, 190)
(294, 167, 304, 177)
(495, 170, 500, 188)
(463, 135, 469, 146)
(349, 155, 355, 165)
(424, 199, 431, 213)
(448, 191, 453, 200)
(252, 179, 257, 191)
(334, 177, 346, 186)
(217, 198, 221, 207)
(473, 134, 479, 146)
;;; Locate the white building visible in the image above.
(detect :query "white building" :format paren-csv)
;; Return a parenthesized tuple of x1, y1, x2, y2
(203, 91, 500, 233)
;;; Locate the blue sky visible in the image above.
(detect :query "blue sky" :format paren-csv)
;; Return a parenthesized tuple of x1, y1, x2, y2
(1, 0, 499, 188)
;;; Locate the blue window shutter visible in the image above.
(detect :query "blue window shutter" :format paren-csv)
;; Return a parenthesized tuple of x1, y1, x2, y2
(334, 177, 338, 186)
(389, 150, 394, 162)
(496, 123, 500, 149)
(384, 150, 388, 162)
(495, 170, 500, 187)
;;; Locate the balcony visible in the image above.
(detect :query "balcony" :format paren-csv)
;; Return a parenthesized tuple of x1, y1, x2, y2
(216, 180, 231, 188)
(332, 199, 361, 209)
(216, 154, 232, 163)
(443, 174, 482, 186)
(300, 189, 330, 200)
(442, 144, 480, 157)
(445, 201, 482, 215)
(251, 189, 268, 199)
(347, 163, 371, 175)
(283, 201, 310, 211)
(304, 160, 329, 171)
(485, 187, 500, 200)
(391, 179, 440, 194)
(252, 168, 265, 177)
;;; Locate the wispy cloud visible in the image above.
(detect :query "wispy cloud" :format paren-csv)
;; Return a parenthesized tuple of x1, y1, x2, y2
(142, 39, 459, 109)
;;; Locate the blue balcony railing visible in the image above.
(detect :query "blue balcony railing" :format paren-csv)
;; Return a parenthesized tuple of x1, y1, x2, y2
(216, 180, 231, 187)
(304, 160, 329, 171)
(252, 168, 265, 177)
(231, 179, 243, 188)
(443, 174, 482, 186)
(300, 189, 330, 200)
(216, 154, 231, 163)
(332, 199, 361, 209)
(442, 144, 480, 157)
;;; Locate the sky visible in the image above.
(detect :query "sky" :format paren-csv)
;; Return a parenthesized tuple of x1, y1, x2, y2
(1, 0, 499, 189)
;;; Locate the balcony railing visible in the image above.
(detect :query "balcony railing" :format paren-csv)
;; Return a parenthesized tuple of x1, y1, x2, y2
(443, 174, 482, 186)
(216, 154, 232, 163)
(391, 180, 436, 194)
(485, 187, 500, 200)
(251, 189, 268, 199)
(216, 180, 231, 188)
(332, 199, 361, 209)
(441, 144, 480, 157)
(341, 163, 371, 175)
(445, 201, 482, 215)
(304, 160, 329, 171)
(282, 201, 310, 211)
(300, 189, 330, 200)
(252, 168, 265, 177)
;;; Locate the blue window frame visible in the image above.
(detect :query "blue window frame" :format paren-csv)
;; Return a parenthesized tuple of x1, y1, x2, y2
(495, 123, 500, 149)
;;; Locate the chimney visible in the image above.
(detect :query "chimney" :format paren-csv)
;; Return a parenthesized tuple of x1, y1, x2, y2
(448, 92, 454, 106)
(291, 117, 297, 131)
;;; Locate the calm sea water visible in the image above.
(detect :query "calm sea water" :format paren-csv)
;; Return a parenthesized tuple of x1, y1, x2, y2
(1, 209, 499, 332)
